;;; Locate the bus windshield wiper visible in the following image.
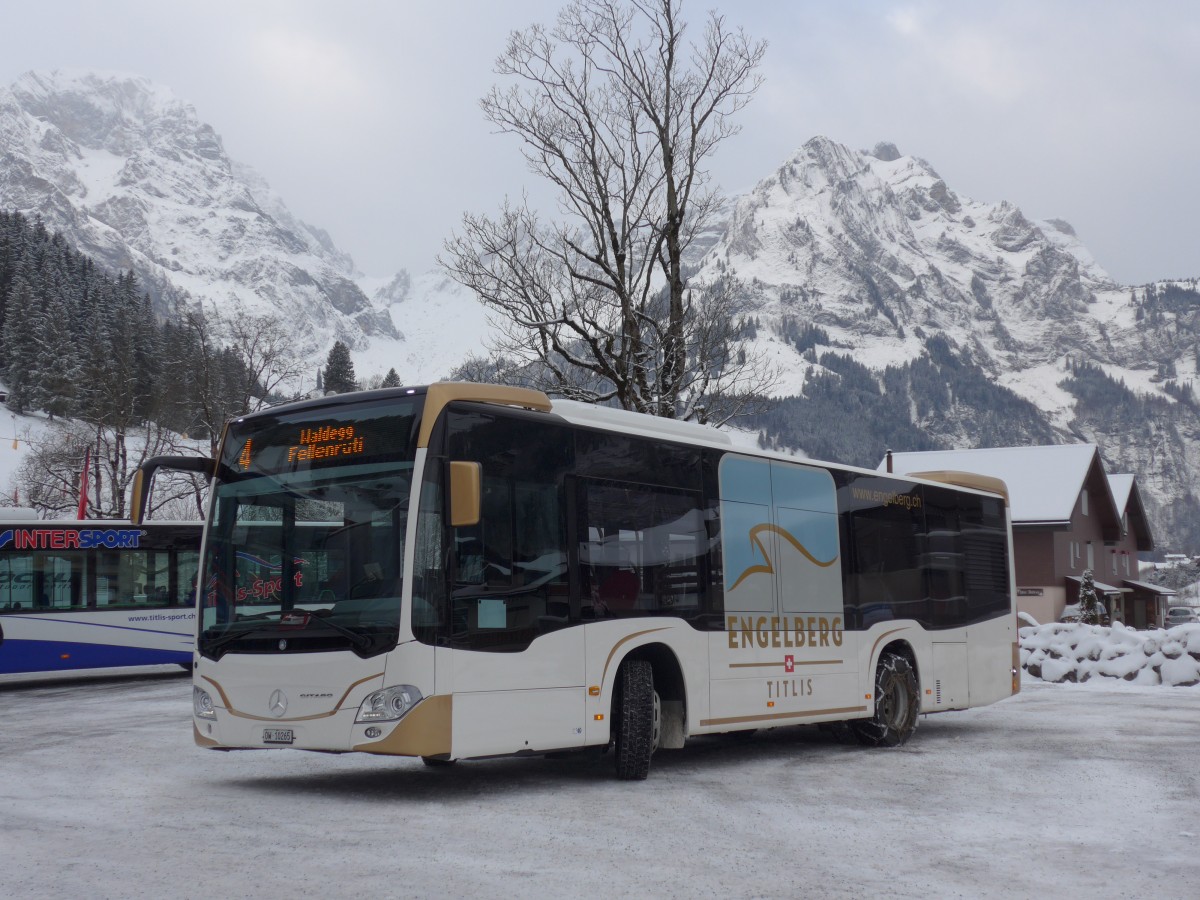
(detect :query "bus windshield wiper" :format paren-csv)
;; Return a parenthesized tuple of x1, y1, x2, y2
(202, 619, 268, 656)
(305, 610, 375, 651)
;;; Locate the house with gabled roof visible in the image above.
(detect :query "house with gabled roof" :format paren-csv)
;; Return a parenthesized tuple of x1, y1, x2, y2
(879, 444, 1170, 628)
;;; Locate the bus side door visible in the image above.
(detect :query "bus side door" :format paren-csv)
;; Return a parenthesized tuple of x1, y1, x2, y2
(708, 456, 861, 728)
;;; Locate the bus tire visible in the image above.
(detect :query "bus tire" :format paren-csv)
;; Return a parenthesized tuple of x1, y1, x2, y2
(614, 659, 657, 780)
(421, 756, 457, 767)
(852, 653, 919, 747)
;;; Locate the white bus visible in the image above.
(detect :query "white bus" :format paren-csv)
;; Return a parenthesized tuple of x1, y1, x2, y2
(136, 383, 1019, 779)
(0, 515, 200, 674)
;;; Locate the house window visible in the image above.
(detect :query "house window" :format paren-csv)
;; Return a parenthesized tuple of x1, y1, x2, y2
(1086, 542, 1094, 571)
(1081, 491, 1089, 516)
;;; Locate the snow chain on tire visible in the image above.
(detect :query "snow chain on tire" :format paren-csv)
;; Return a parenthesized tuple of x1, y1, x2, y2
(851, 652, 919, 747)
(614, 659, 656, 780)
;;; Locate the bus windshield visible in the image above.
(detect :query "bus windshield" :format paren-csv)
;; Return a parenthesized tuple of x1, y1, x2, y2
(198, 396, 421, 660)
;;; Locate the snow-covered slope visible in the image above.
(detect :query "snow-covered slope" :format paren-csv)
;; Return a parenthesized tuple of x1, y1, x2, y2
(0, 70, 395, 355)
(356, 270, 495, 384)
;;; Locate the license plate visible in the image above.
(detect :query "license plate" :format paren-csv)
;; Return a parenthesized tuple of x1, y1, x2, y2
(263, 728, 294, 744)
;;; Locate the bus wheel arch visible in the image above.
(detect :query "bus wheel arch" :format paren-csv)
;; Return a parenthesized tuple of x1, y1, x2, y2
(878, 639, 919, 688)
(623, 642, 686, 750)
(610, 643, 687, 780)
(853, 642, 920, 747)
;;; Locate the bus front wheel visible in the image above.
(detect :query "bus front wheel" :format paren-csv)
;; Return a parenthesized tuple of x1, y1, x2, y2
(852, 653, 919, 747)
(613, 659, 658, 780)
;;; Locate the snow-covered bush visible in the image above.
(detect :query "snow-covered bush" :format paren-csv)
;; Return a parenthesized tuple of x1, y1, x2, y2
(1020, 621, 1200, 686)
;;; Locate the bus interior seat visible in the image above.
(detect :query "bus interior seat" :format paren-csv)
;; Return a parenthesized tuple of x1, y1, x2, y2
(598, 568, 639, 612)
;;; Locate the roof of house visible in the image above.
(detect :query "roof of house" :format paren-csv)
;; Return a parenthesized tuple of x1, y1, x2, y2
(1105, 473, 1154, 551)
(1107, 474, 1134, 513)
(1123, 579, 1176, 596)
(879, 443, 1154, 549)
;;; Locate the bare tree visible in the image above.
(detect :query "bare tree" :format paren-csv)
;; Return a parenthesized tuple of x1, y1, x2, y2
(226, 313, 309, 413)
(12, 420, 207, 520)
(180, 307, 306, 454)
(441, 0, 774, 423)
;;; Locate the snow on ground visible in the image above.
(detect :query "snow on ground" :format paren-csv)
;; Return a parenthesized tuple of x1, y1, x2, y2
(0, 672, 1197, 898)
(1021, 621, 1200, 685)
(996, 362, 1078, 431)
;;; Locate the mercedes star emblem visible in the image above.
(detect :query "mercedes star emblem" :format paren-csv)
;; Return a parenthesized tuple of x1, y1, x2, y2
(268, 689, 288, 717)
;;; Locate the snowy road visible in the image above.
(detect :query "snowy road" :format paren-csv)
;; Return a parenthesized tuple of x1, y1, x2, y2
(1, 672, 1197, 899)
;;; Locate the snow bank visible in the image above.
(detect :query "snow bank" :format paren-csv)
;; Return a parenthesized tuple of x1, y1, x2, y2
(1020, 621, 1200, 686)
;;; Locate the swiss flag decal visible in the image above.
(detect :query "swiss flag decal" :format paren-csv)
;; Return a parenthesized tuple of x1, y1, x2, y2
(784, 655, 794, 673)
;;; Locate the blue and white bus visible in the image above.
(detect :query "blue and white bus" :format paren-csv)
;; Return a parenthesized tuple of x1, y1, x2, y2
(0, 513, 201, 674)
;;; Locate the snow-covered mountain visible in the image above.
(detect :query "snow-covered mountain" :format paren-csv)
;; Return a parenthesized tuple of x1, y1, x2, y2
(0, 70, 395, 355)
(689, 138, 1150, 394)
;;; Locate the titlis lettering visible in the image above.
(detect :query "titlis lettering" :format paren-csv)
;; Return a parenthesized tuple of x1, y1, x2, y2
(286, 425, 364, 463)
(768, 678, 813, 699)
(726, 614, 844, 650)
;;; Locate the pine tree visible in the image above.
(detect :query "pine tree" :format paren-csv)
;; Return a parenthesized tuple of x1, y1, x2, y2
(1078, 569, 1102, 625)
(2, 268, 40, 413)
(34, 276, 79, 418)
(323, 341, 357, 394)
(380, 367, 401, 388)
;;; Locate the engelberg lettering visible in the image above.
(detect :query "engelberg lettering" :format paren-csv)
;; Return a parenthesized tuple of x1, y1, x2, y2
(726, 614, 843, 649)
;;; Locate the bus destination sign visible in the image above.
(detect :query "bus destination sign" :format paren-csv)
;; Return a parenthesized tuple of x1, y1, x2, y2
(227, 399, 419, 476)
(236, 424, 366, 472)
(288, 425, 365, 464)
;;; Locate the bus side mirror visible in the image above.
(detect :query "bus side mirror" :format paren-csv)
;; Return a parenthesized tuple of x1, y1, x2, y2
(130, 469, 150, 526)
(131, 456, 217, 525)
(449, 461, 482, 528)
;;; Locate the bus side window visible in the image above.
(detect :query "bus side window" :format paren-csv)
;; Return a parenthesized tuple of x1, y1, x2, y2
(31, 553, 86, 609)
(579, 479, 707, 620)
(411, 466, 449, 646)
(0, 556, 33, 609)
(839, 475, 925, 628)
(176, 552, 200, 606)
(97, 550, 151, 606)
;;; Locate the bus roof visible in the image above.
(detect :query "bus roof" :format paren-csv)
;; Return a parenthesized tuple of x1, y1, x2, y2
(549, 399, 733, 447)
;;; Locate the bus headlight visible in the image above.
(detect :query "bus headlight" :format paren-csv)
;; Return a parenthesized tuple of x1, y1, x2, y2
(193, 686, 217, 720)
(356, 685, 423, 723)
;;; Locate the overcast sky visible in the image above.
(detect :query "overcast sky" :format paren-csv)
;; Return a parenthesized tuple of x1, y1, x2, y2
(3, 1, 1197, 286)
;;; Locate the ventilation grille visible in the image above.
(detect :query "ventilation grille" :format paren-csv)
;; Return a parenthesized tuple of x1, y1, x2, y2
(936, 679, 942, 704)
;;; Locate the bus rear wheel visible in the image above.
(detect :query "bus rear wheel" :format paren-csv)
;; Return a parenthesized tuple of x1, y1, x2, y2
(852, 653, 919, 747)
(613, 659, 658, 780)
